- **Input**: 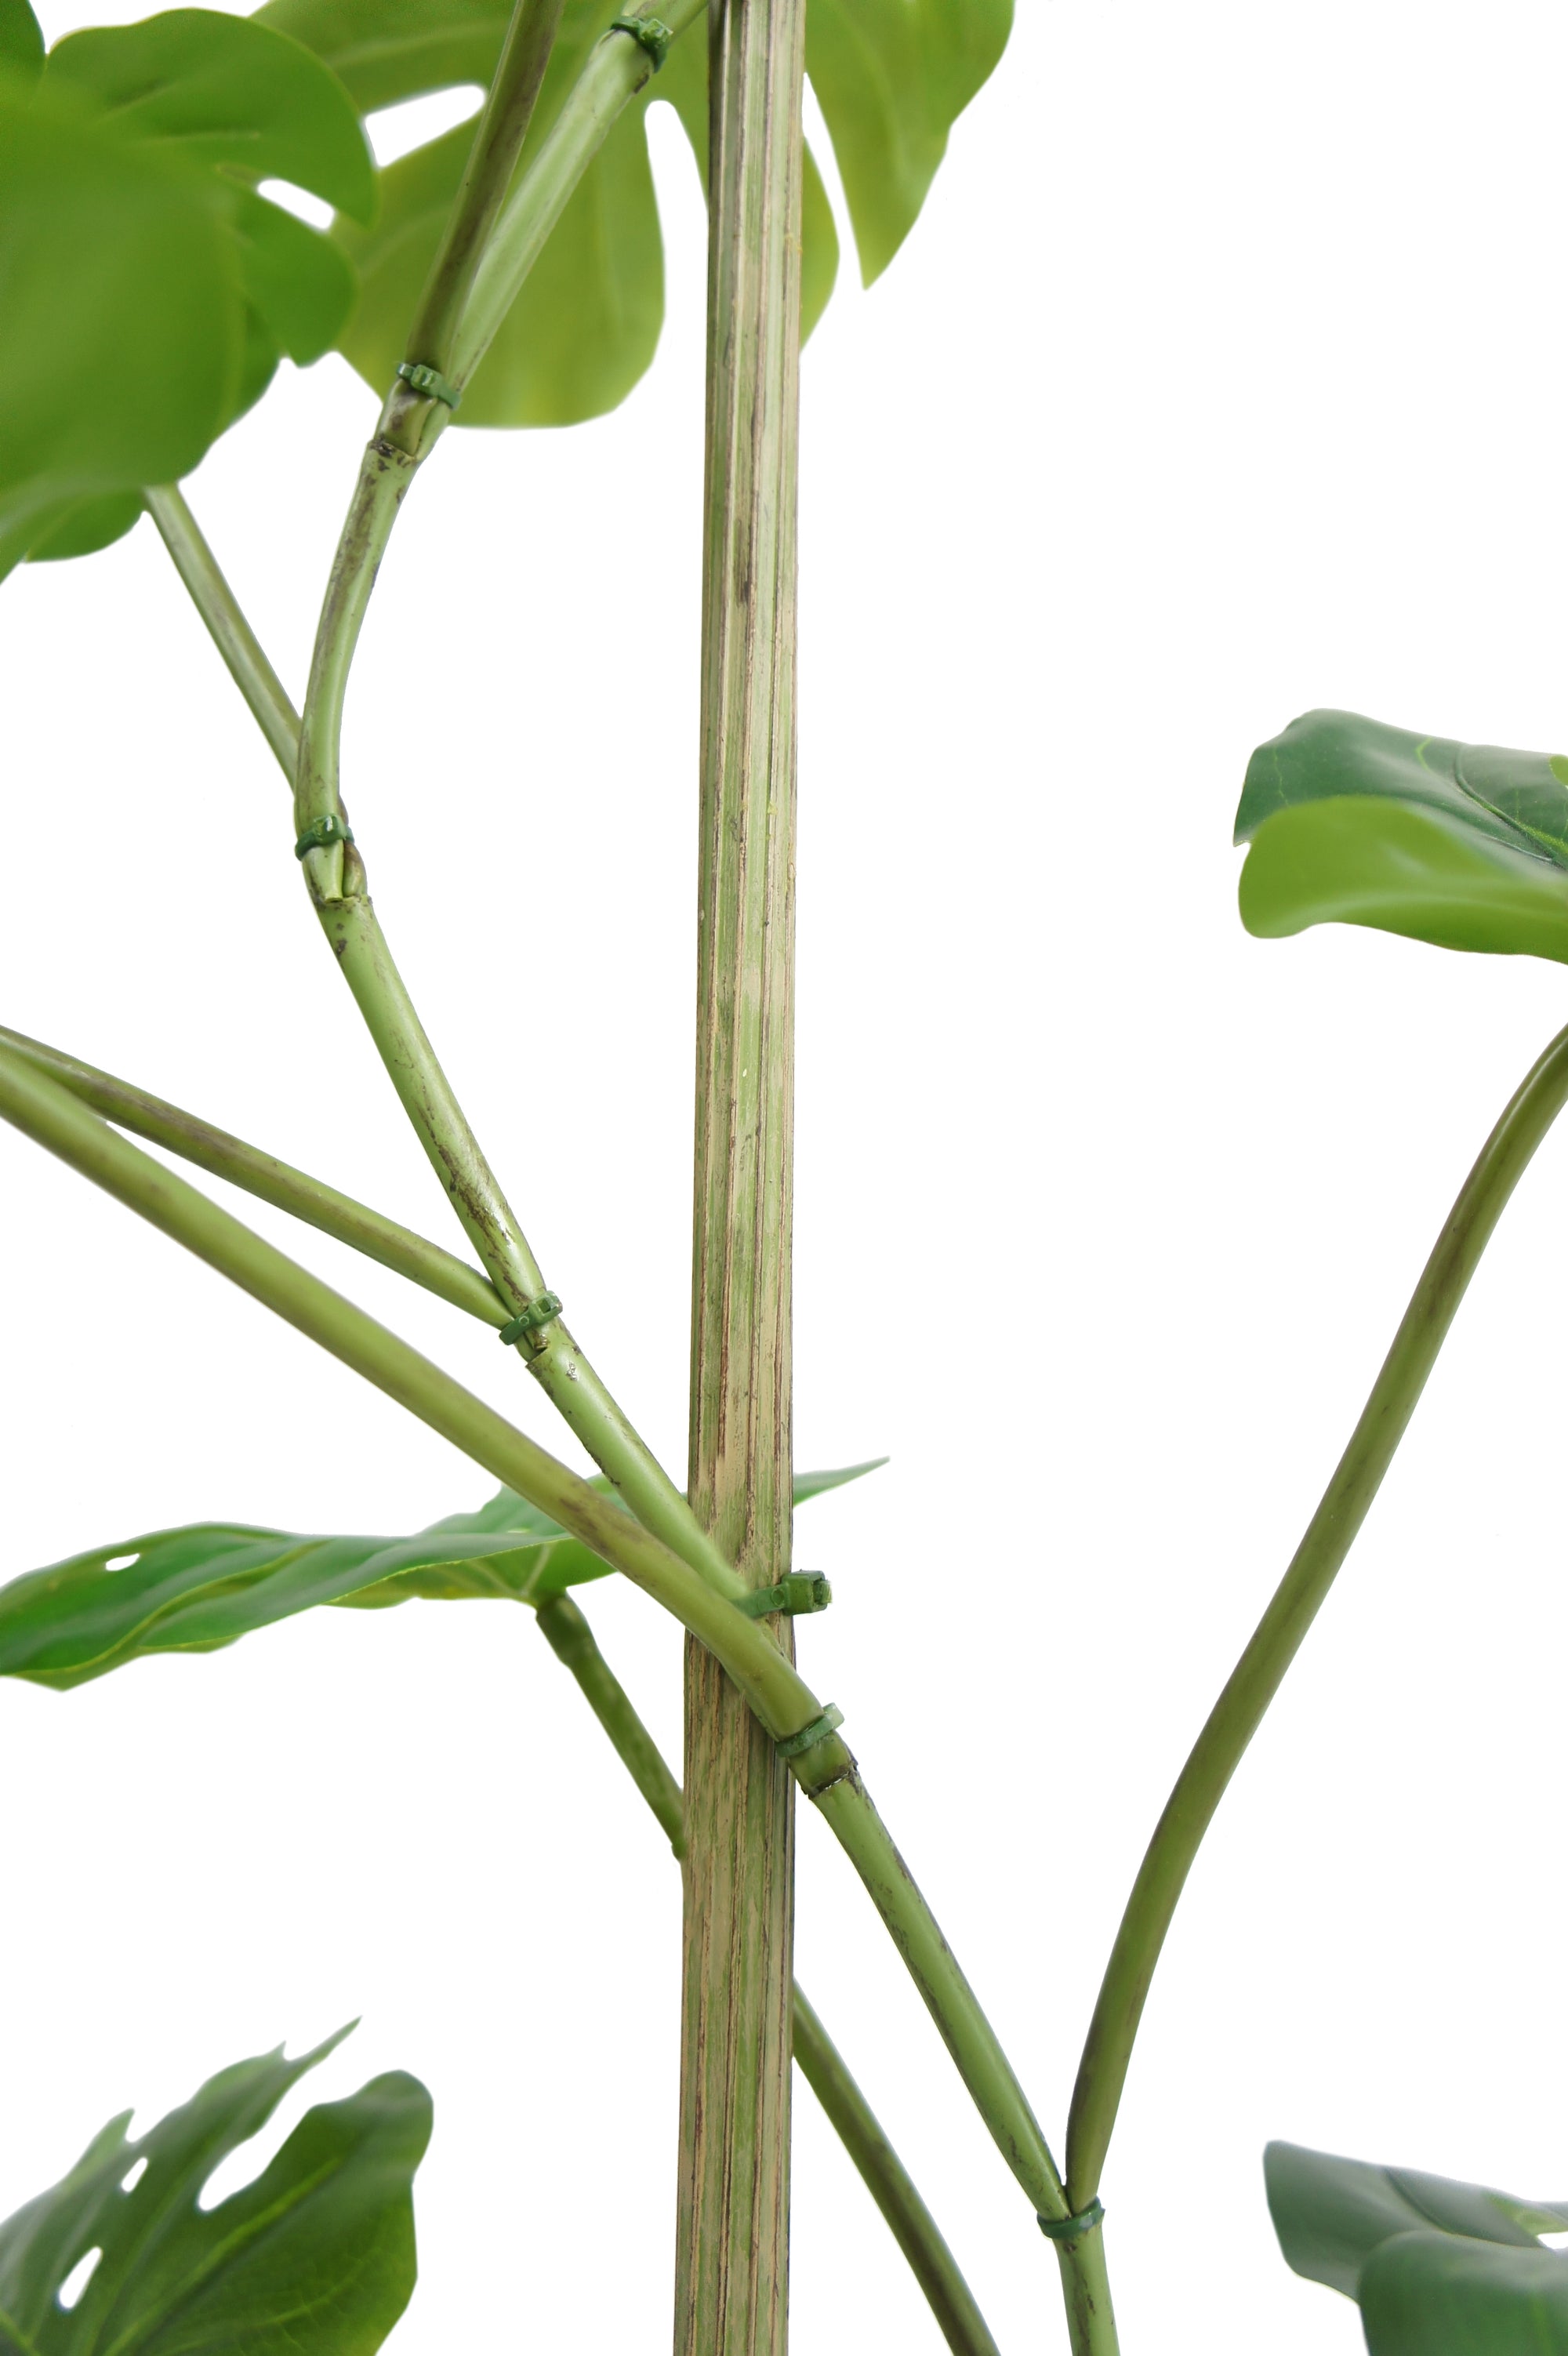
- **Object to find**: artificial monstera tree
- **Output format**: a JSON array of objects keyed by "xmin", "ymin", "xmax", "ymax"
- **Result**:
[{"xmin": 0, "ymin": 1, "xmax": 1037, "ymax": 2352}]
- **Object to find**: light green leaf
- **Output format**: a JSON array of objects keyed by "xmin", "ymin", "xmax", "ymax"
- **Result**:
[
  {"xmin": 0, "ymin": 0, "xmax": 42, "ymax": 82},
  {"xmin": 229, "ymin": 180, "xmax": 358, "ymax": 361},
  {"xmin": 1235, "ymin": 710, "xmax": 1568, "ymax": 964},
  {"xmin": 805, "ymin": 0, "xmax": 1013, "ymax": 283},
  {"xmin": 1267, "ymin": 2141, "xmax": 1568, "ymax": 2354},
  {"xmin": 0, "ymin": 85, "xmax": 244, "ymax": 584},
  {"xmin": 262, "ymin": 0, "xmax": 989, "ymax": 423},
  {"xmin": 44, "ymin": 9, "xmax": 376, "ymax": 221},
  {"xmin": 0, "ymin": 1460, "xmax": 885, "ymax": 1686},
  {"xmin": 0, "ymin": 2027, "xmax": 428, "ymax": 2356}
]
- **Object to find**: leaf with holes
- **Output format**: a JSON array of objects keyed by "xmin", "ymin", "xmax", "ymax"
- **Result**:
[
  {"xmin": 0, "ymin": 2026, "xmax": 430, "ymax": 2356},
  {"xmin": 0, "ymin": 1461, "xmax": 884, "ymax": 1686},
  {"xmin": 1266, "ymin": 2140, "xmax": 1568, "ymax": 2354},
  {"xmin": 259, "ymin": 0, "xmax": 1007, "ymax": 424},
  {"xmin": 5, "ymin": 8, "xmax": 373, "ymax": 579},
  {"xmin": 1235, "ymin": 709, "xmax": 1568, "ymax": 964}
]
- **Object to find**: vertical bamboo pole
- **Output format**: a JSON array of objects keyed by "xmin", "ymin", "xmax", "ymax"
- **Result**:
[{"xmin": 677, "ymin": 0, "xmax": 805, "ymax": 2348}]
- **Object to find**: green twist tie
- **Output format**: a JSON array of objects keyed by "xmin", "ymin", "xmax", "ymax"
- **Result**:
[
  {"xmin": 608, "ymin": 12, "xmax": 672, "ymax": 69},
  {"xmin": 294, "ymin": 813, "xmax": 354, "ymax": 860},
  {"xmin": 736, "ymin": 1573, "xmax": 833, "ymax": 1620},
  {"xmin": 775, "ymin": 1703, "xmax": 844, "ymax": 1761},
  {"xmin": 397, "ymin": 360, "xmax": 462, "ymax": 410},
  {"xmin": 1037, "ymin": 2198, "xmax": 1105, "ymax": 2244},
  {"xmin": 498, "ymin": 1291, "xmax": 562, "ymax": 1345}
]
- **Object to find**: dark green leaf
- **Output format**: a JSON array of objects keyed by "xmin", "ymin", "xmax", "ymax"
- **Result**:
[
  {"xmin": 43, "ymin": 9, "xmax": 376, "ymax": 221},
  {"xmin": 806, "ymin": 0, "xmax": 1013, "ymax": 284},
  {"xmin": 1235, "ymin": 710, "xmax": 1568, "ymax": 965},
  {"xmin": 1266, "ymin": 2140, "xmax": 1568, "ymax": 2354},
  {"xmin": 0, "ymin": 1459, "xmax": 885, "ymax": 1686},
  {"xmin": 0, "ymin": 0, "xmax": 42, "ymax": 82},
  {"xmin": 0, "ymin": 87, "xmax": 244, "ymax": 586},
  {"xmin": 0, "ymin": 2027, "xmax": 429, "ymax": 2356},
  {"xmin": 253, "ymin": 0, "xmax": 506, "ymax": 111}
]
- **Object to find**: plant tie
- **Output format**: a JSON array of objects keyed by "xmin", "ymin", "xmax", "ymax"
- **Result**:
[
  {"xmin": 1036, "ymin": 2198, "xmax": 1105, "ymax": 2244},
  {"xmin": 294, "ymin": 813, "xmax": 354, "ymax": 859},
  {"xmin": 608, "ymin": 13, "xmax": 672, "ymax": 70},
  {"xmin": 735, "ymin": 1572, "xmax": 832, "ymax": 1619},
  {"xmin": 775, "ymin": 1703, "xmax": 844, "ymax": 1760},
  {"xmin": 397, "ymin": 361, "xmax": 462, "ymax": 410},
  {"xmin": 498, "ymin": 1291, "xmax": 562, "ymax": 1345}
]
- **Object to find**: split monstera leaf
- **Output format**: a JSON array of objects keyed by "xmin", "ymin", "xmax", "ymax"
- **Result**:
[
  {"xmin": 0, "ymin": 1460, "xmax": 883, "ymax": 1689},
  {"xmin": 0, "ymin": 2027, "xmax": 429, "ymax": 2356},
  {"xmin": 0, "ymin": 0, "xmax": 374, "ymax": 579},
  {"xmin": 257, "ymin": 0, "xmax": 1014, "ymax": 426},
  {"xmin": 1266, "ymin": 2140, "xmax": 1568, "ymax": 2354},
  {"xmin": 2, "ymin": 0, "xmax": 1010, "ymax": 580},
  {"xmin": 1236, "ymin": 709, "xmax": 1568, "ymax": 964}
]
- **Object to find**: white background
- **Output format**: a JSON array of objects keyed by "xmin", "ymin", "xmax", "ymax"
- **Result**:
[{"xmin": 4, "ymin": 3, "xmax": 1568, "ymax": 2350}]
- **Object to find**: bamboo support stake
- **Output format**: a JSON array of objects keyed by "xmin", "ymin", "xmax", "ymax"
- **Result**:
[{"xmin": 678, "ymin": 0, "xmax": 807, "ymax": 2347}]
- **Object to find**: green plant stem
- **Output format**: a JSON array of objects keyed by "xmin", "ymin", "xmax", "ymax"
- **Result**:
[
  {"xmin": 535, "ymin": 1592, "xmax": 687, "ymax": 1855},
  {"xmin": 788, "ymin": 1991, "xmax": 1004, "ymax": 2356},
  {"xmin": 146, "ymin": 486, "xmax": 750, "ymax": 1609},
  {"xmin": 1053, "ymin": 2220, "xmax": 1119, "ymax": 2356},
  {"xmin": 145, "ymin": 485, "xmax": 297, "ymax": 775},
  {"xmin": 452, "ymin": 0, "xmax": 707, "ymax": 393},
  {"xmin": 534, "ymin": 1595, "xmax": 1002, "ymax": 2356},
  {"xmin": 0, "ymin": 1040, "xmax": 1074, "ymax": 2255},
  {"xmin": 398, "ymin": 0, "xmax": 565, "ymax": 396},
  {"xmin": 1065, "ymin": 1019, "xmax": 1568, "ymax": 2210},
  {"xmin": 0, "ymin": 1024, "xmax": 505, "ymax": 1327}
]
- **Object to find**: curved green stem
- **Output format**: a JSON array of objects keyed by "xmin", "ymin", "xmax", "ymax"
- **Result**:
[
  {"xmin": 145, "ymin": 485, "xmax": 297, "ymax": 775},
  {"xmin": 0, "ymin": 1024, "xmax": 505, "ymax": 1327},
  {"xmin": 1065, "ymin": 1019, "xmax": 1568, "ymax": 2208},
  {"xmin": 0, "ymin": 1040, "xmax": 1072, "ymax": 2248},
  {"xmin": 145, "ymin": 488, "xmax": 750, "ymax": 1607},
  {"xmin": 535, "ymin": 1593, "xmax": 1005, "ymax": 2356},
  {"xmin": 397, "ymin": 0, "xmax": 565, "ymax": 407}
]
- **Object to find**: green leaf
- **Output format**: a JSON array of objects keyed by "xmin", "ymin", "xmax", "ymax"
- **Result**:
[
  {"xmin": 43, "ymin": 9, "xmax": 376, "ymax": 222},
  {"xmin": 229, "ymin": 180, "xmax": 358, "ymax": 362},
  {"xmin": 0, "ymin": 1459, "xmax": 885, "ymax": 1686},
  {"xmin": 262, "ymin": 0, "xmax": 991, "ymax": 423},
  {"xmin": 1266, "ymin": 2140, "xmax": 1568, "ymax": 2354},
  {"xmin": 0, "ymin": 0, "xmax": 42, "ymax": 82},
  {"xmin": 1235, "ymin": 710, "xmax": 1568, "ymax": 965},
  {"xmin": 805, "ymin": 0, "xmax": 1013, "ymax": 284},
  {"xmin": 23, "ymin": 493, "xmax": 147, "ymax": 567},
  {"xmin": 0, "ymin": 2027, "xmax": 429, "ymax": 2356},
  {"xmin": 0, "ymin": 85, "xmax": 245, "ymax": 585}
]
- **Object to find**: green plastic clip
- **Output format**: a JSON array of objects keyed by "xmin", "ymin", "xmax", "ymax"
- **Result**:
[
  {"xmin": 607, "ymin": 12, "xmax": 672, "ymax": 69},
  {"xmin": 1036, "ymin": 2198, "xmax": 1105, "ymax": 2244},
  {"xmin": 294, "ymin": 813, "xmax": 354, "ymax": 860},
  {"xmin": 775, "ymin": 1704, "xmax": 844, "ymax": 1761},
  {"xmin": 397, "ymin": 361, "xmax": 462, "ymax": 410},
  {"xmin": 735, "ymin": 1572, "xmax": 833, "ymax": 1619},
  {"xmin": 498, "ymin": 1291, "xmax": 562, "ymax": 1345}
]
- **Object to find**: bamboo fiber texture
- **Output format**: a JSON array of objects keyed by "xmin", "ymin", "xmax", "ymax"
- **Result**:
[{"xmin": 677, "ymin": 1, "xmax": 806, "ymax": 2350}]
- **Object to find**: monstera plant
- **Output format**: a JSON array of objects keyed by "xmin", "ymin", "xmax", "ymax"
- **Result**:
[{"xmin": 5, "ymin": 0, "xmax": 1564, "ymax": 2350}]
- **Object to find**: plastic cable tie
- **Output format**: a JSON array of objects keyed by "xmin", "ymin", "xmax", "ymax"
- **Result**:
[
  {"xmin": 294, "ymin": 813, "xmax": 354, "ymax": 860},
  {"xmin": 736, "ymin": 1572, "xmax": 833, "ymax": 1619},
  {"xmin": 608, "ymin": 12, "xmax": 672, "ymax": 69},
  {"xmin": 775, "ymin": 1704, "xmax": 844, "ymax": 1761},
  {"xmin": 397, "ymin": 361, "xmax": 462, "ymax": 410},
  {"xmin": 498, "ymin": 1291, "xmax": 562, "ymax": 1345},
  {"xmin": 1036, "ymin": 2198, "xmax": 1105, "ymax": 2244}
]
